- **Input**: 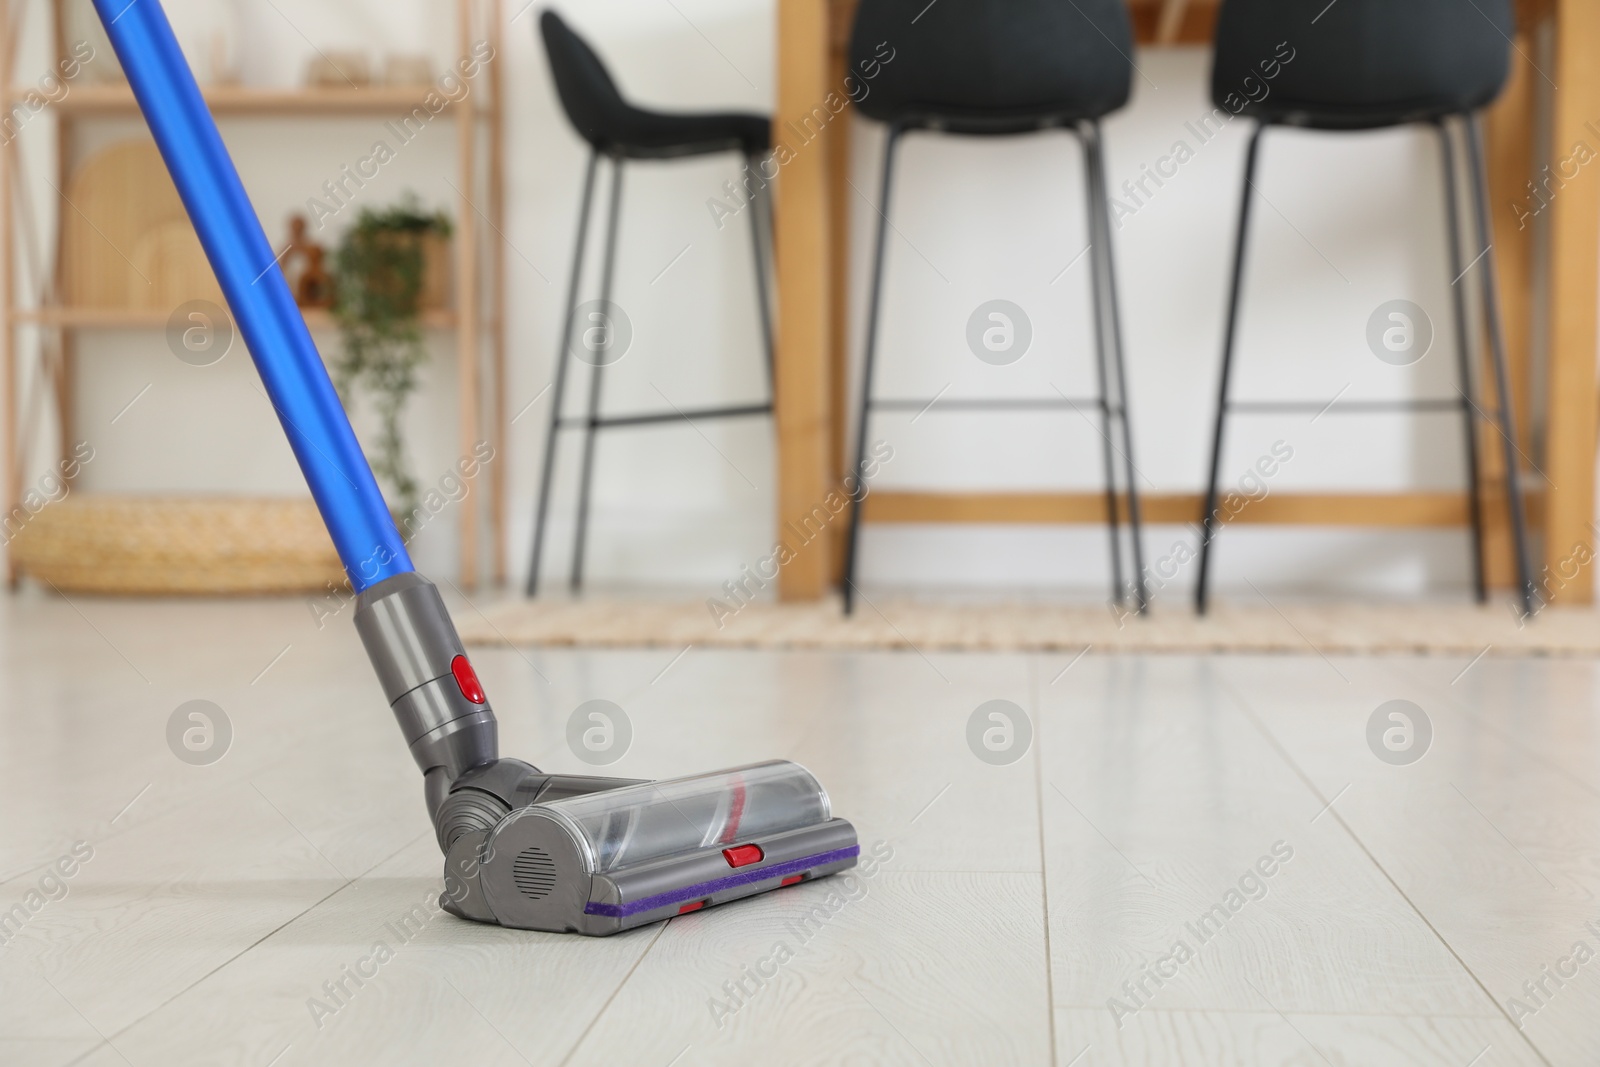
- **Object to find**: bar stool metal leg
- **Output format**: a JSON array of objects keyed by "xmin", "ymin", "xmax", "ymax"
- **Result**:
[
  {"xmin": 527, "ymin": 150, "xmax": 600, "ymax": 596},
  {"xmin": 570, "ymin": 157, "xmax": 626, "ymax": 592},
  {"xmin": 1085, "ymin": 120, "xmax": 1148, "ymax": 612},
  {"xmin": 746, "ymin": 152, "xmax": 777, "ymax": 394},
  {"xmin": 1464, "ymin": 114, "xmax": 1536, "ymax": 616},
  {"xmin": 1436, "ymin": 119, "xmax": 1489, "ymax": 603},
  {"xmin": 1196, "ymin": 123, "xmax": 1268, "ymax": 615},
  {"xmin": 842, "ymin": 125, "xmax": 905, "ymax": 616},
  {"xmin": 1077, "ymin": 124, "xmax": 1126, "ymax": 609}
]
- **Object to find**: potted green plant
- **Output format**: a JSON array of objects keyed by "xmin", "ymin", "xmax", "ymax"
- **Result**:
[{"xmin": 330, "ymin": 197, "xmax": 452, "ymax": 516}]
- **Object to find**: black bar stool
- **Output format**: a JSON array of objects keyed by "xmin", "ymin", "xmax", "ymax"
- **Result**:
[
  {"xmin": 841, "ymin": 0, "xmax": 1148, "ymax": 614},
  {"xmin": 527, "ymin": 10, "xmax": 775, "ymax": 595},
  {"xmin": 1195, "ymin": 0, "xmax": 1535, "ymax": 616}
]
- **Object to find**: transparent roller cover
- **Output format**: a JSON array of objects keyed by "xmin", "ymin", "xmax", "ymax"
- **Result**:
[{"xmin": 540, "ymin": 760, "xmax": 832, "ymax": 873}]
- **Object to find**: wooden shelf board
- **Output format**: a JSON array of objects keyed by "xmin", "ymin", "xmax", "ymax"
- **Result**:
[
  {"xmin": 10, "ymin": 307, "xmax": 457, "ymax": 330},
  {"xmin": 6, "ymin": 83, "xmax": 471, "ymax": 117}
]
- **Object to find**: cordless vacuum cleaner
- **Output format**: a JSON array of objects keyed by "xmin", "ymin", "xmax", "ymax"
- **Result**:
[{"xmin": 93, "ymin": 0, "xmax": 858, "ymax": 934}]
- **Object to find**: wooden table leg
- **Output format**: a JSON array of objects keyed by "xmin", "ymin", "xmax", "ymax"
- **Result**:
[
  {"xmin": 455, "ymin": 0, "xmax": 480, "ymax": 590},
  {"xmin": 825, "ymin": 7, "xmax": 854, "ymax": 586},
  {"xmin": 1544, "ymin": 0, "xmax": 1600, "ymax": 603},
  {"xmin": 1482, "ymin": 29, "xmax": 1538, "ymax": 591},
  {"xmin": 488, "ymin": 0, "xmax": 508, "ymax": 587},
  {"xmin": 773, "ymin": 0, "xmax": 840, "ymax": 600},
  {"xmin": 0, "ymin": 0, "xmax": 15, "ymax": 587},
  {"xmin": 1155, "ymin": 0, "xmax": 1191, "ymax": 44}
]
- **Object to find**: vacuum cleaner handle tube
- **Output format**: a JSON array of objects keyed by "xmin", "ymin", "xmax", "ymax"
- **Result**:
[{"xmin": 92, "ymin": 0, "xmax": 501, "ymax": 825}]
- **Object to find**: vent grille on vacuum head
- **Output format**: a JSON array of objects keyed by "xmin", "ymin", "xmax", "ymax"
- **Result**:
[{"xmin": 513, "ymin": 846, "xmax": 558, "ymax": 899}]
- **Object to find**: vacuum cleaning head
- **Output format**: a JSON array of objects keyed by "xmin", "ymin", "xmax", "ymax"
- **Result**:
[
  {"xmin": 354, "ymin": 573, "xmax": 858, "ymax": 935},
  {"xmin": 439, "ymin": 761, "xmax": 859, "ymax": 934}
]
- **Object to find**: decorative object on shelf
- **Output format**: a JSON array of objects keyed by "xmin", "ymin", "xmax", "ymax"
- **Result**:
[
  {"xmin": 208, "ymin": 30, "xmax": 241, "ymax": 87},
  {"xmin": 297, "ymin": 246, "xmax": 335, "ymax": 309},
  {"xmin": 383, "ymin": 53, "xmax": 434, "ymax": 88},
  {"xmin": 280, "ymin": 214, "xmax": 311, "ymax": 298},
  {"xmin": 136, "ymin": 221, "xmax": 221, "ymax": 307},
  {"xmin": 280, "ymin": 215, "xmax": 334, "ymax": 308},
  {"xmin": 68, "ymin": 0, "xmax": 242, "ymax": 85},
  {"xmin": 306, "ymin": 51, "xmax": 371, "ymax": 89},
  {"xmin": 174, "ymin": 0, "xmax": 242, "ymax": 85},
  {"xmin": 64, "ymin": 140, "xmax": 222, "ymax": 310},
  {"xmin": 10, "ymin": 496, "xmax": 343, "ymax": 594},
  {"xmin": 65, "ymin": 0, "xmax": 123, "ymax": 83},
  {"xmin": 331, "ymin": 197, "xmax": 454, "ymax": 515}
]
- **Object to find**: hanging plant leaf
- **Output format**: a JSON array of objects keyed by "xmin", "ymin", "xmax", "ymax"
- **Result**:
[{"xmin": 330, "ymin": 195, "xmax": 453, "ymax": 518}]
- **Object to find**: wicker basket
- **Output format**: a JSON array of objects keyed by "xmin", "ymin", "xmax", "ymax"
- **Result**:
[{"xmin": 11, "ymin": 495, "xmax": 345, "ymax": 595}]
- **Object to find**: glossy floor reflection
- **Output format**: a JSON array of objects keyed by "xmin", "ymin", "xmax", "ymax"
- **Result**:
[{"xmin": 0, "ymin": 593, "xmax": 1595, "ymax": 1066}]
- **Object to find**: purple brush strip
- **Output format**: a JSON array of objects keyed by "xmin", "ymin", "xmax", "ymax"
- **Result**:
[{"xmin": 584, "ymin": 845, "xmax": 861, "ymax": 918}]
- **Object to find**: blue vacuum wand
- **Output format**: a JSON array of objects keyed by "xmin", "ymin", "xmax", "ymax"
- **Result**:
[{"xmin": 92, "ymin": 0, "xmax": 856, "ymax": 933}]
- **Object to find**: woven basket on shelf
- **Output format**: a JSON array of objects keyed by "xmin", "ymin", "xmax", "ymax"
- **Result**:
[{"xmin": 11, "ymin": 495, "xmax": 345, "ymax": 595}]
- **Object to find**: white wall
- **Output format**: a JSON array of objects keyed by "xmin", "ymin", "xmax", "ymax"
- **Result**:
[{"xmin": 9, "ymin": 0, "xmax": 1546, "ymax": 604}]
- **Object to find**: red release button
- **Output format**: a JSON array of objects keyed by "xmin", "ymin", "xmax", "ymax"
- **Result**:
[
  {"xmin": 451, "ymin": 655, "xmax": 486, "ymax": 704},
  {"xmin": 722, "ymin": 844, "xmax": 764, "ymax": 868}
]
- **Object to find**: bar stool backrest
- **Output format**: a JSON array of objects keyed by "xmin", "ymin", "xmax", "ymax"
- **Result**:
[
  {"xmin": 541, "ymin": 10, "xmax": 629, "ymax": 150},
  {"xmin": 1211, "ymin": 0, "xmax": 1514, "ymax": 129},
  {"xmin": 847, "ymin": 0, "xmax": 1134, "ymax": 132}
]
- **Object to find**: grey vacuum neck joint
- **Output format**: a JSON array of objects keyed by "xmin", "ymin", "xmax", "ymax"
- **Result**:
[{"xmin": 353, "ymin": 572, "xmax": 500, "ymax": 832}]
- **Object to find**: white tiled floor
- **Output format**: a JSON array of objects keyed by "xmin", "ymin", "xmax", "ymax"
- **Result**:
[{"xmin": 1, "ymin": 591, "xmax": 1596, "ymax": 1066}]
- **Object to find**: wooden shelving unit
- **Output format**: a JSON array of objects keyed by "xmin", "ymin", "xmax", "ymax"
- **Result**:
[{"xmin": 0, "ymin": 0, "xmax": 509, "ymax": 588}]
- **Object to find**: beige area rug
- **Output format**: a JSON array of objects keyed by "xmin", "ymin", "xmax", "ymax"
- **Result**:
[{"xmin": 456, "ymin": 595, "xmax": 1600, "ymax": 656}]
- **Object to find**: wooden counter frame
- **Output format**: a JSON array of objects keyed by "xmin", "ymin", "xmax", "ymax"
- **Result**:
[{"xmin": 772, "ymin": 0, "xmax": 1600, "ymax": 604}]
